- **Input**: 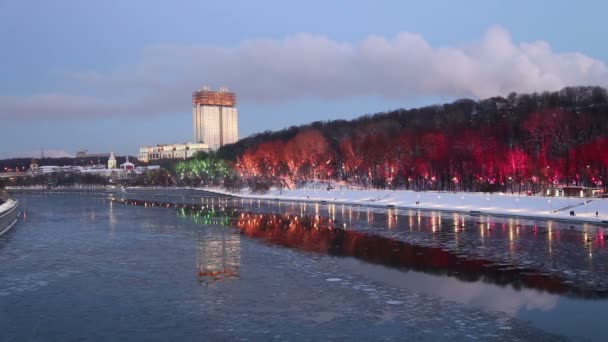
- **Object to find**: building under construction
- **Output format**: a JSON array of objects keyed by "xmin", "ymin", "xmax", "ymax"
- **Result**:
[
  {"xmin": 192, "ymin": 88, "xmax": 236, "ymax": 107},
  {"xmin": 192, "ymin": 87, "xmax": 239, "ymax": 150}
]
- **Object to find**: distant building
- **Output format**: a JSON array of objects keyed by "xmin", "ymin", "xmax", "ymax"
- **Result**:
[
  {"xmin": 138, "ymin": 142, "xmax": 210, "ymax": 163},
  {"xmin": 76, "ymin": 150, "xmax": 111, "ymax": 158},
  {"xmin": 11, "ymin": 156, "xmax": 157, "ymax": 181},
  {"xmin": 39, "ymin": 166, "xmax": 61, "ymax": 174},
  {"xmin": 120, "ymin": 157, "xmax": 135, "ymax": 171},
  {"xmin": 135, "ymin": 165, "xmax": 160, "ymax": 173},
  {"xmin": 29, "ymin": 159, "xmax": 39, "ymax": 174},
  {"xmin": 192, "ymin": 87, "xmax": 238, "ymax": 150},
  {"xmin": 108, "ymin": 152, "xmax": 117, "ymax": 169}
]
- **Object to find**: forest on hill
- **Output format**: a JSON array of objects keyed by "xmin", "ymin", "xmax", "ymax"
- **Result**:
[{"xmin": 217, "ymin": 86, "xmax": 608, "ymax": 193}]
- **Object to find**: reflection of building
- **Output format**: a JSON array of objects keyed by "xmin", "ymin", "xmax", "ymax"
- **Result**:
[
  {"xmin": 137, "ymin": 142, "xmax": 210, "ymax": 163},
  {"xmin": 198, "ymin": 228, "xmax": 240, "ymax": 283},
  {"xmin": 192, "ymin": 87, "xmax": 238, "ymax": 150}
]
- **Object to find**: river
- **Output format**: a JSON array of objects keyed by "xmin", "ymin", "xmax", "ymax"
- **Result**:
[{"xmin": 1, "ymin": 189, "xmax": 607, "ymax": 341}]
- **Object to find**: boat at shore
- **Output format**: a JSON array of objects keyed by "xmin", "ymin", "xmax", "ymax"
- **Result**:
[{"xmin": 0, "ymin": 192, "xmax": 19, "ymax": 236}]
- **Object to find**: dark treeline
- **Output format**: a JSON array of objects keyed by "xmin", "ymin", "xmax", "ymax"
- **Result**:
[
  {"xmin": 3, "ymin": 173, "xmax": 109, "ymax": 187},
  {"xmin": 0, "ymin": 156, "xmax": 139, "ymax": 172},
  {"xmin": 1, "ymin": 169, "xmax": 177, "ymax": 188},
  {"xmin": 218, "ymin": 86, "xmax": 608, "ymax": 193}
]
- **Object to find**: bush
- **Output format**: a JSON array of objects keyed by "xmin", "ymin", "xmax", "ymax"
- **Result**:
[
  {"xmin": 223, "ymin": 174, "xmax": 244, "ymax": 193},
  {"xmin": 247, "ymin": 176, "xmax": 273, "ymax": 194}
]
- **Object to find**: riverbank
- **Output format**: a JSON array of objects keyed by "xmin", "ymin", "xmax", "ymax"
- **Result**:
[
  {"xmin": 202, "ymin": 186, "xmax": 608, "ymax": 225},
  {"xmin": 7, "ymin": 184, "xmax": 608, "ymax": 225}
]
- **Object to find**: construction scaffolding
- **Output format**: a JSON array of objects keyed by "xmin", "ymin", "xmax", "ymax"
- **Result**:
[{"xmin": 192, "ymin": 88, "xmax": 236, "ymax": 107}]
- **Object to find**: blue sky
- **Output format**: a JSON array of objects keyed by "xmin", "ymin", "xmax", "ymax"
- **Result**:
[{"xmin": 1, "ymin": 0, "xmax": 607, "ymax": 156}]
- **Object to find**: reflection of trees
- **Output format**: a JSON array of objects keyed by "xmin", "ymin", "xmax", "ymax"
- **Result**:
[
  {"xmin": 111, "ymin": 197, "xmax": 608, "ymax": 299},
  {"xmin": 237, "ymin": 212, "xmax": 608, "ymax": 299}
]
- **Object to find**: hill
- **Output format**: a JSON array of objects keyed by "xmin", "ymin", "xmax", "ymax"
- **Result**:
[{"xmin": 217, "ymin": 86, "xmax": 608, "ymax": 192}]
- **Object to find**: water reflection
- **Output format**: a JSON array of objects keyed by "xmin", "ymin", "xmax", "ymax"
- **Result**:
[
  {"xmin": 197, "ymin": 228, "xmax": 240, "ymax": 284},
  {"xmin": 110, "ymin": 197, "xmax": 241, "ymax": 284},
  {"xmin": 108, "ymin": 199, "xmax": 117, "ymax": 234},
  {"xmin": 112, "ymin": 197, "xmax": 608, "ymax": 299},
  {"xmin": 235, "ymin": 211, "xmax": 604, "ymax": 298},
  {"xmin": 261, "ymin": 200, "xmax": 608, "ymax": 293},
  {"xmin": 336, "ymin": 257, "xmax": 560, "ymax": 316}
]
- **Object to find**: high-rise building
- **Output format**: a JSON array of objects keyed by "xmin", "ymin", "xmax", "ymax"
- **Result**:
[{"xmin": 192, "ymin": 87, "xmax": 239, "ymax": 150}]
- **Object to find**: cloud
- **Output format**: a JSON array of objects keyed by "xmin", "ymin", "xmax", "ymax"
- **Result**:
[{"xmin": 1, "ymin": 26, "xmax": 607, "ymax": 120}]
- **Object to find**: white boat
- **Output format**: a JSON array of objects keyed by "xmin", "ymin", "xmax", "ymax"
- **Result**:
[{"xmin": 0, "ymin": 196, "xmax": 19, "ymax": 237}]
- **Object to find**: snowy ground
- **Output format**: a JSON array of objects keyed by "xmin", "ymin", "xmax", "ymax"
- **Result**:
[
  {"xmin": 203, "ymin": 185, "xmax": 608, "ymax": 224},
  {"xmin": 0, "ymin": 198, "xmax": 17, "ymax": 213}
]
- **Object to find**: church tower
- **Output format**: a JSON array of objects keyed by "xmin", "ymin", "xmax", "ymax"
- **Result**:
[
  {"xmin": 108, "ymin": 152, "xmax": 117, "ymax": 169},
  {"xmin": 29, "ymin": 159, "xmax": 39, "ymax": 174}
]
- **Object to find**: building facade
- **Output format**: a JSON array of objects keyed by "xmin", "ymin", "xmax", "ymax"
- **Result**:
[
  {"xmin": 138, "ymin": 142, "xmax": 210, "ymax": 163},
  {"xmin": 192, "ymin": 87, "xmax": 239, "ymax": 150}
]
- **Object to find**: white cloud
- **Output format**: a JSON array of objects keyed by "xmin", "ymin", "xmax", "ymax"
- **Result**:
[{"xmin": 1, "ymin": 26, "xmax": 607, "ymax": 120}]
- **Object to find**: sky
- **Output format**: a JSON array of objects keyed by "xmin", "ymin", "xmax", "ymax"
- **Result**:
[{"xmin": 1, "ymin": 0, "xmax": 608, "ymax": 157}]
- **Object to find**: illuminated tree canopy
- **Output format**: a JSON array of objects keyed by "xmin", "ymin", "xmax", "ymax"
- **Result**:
[{"xmin": 218, "ymin": 86, "xmax": 608, "ymax": 193}]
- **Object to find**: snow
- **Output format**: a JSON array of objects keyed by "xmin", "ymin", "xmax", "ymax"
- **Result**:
[
  {"xmin": 203, "ymin": 186, "xmax": 608, "ymax": 224},
  {"xmin": 0, "ymin": 199, "xmax": 17, "ymax": 213}
]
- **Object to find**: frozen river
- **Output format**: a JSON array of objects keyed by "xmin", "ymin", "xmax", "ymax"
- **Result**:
[{"xmin": 1, "ymin": 189, "xmax": 607, "ymax": 341}]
